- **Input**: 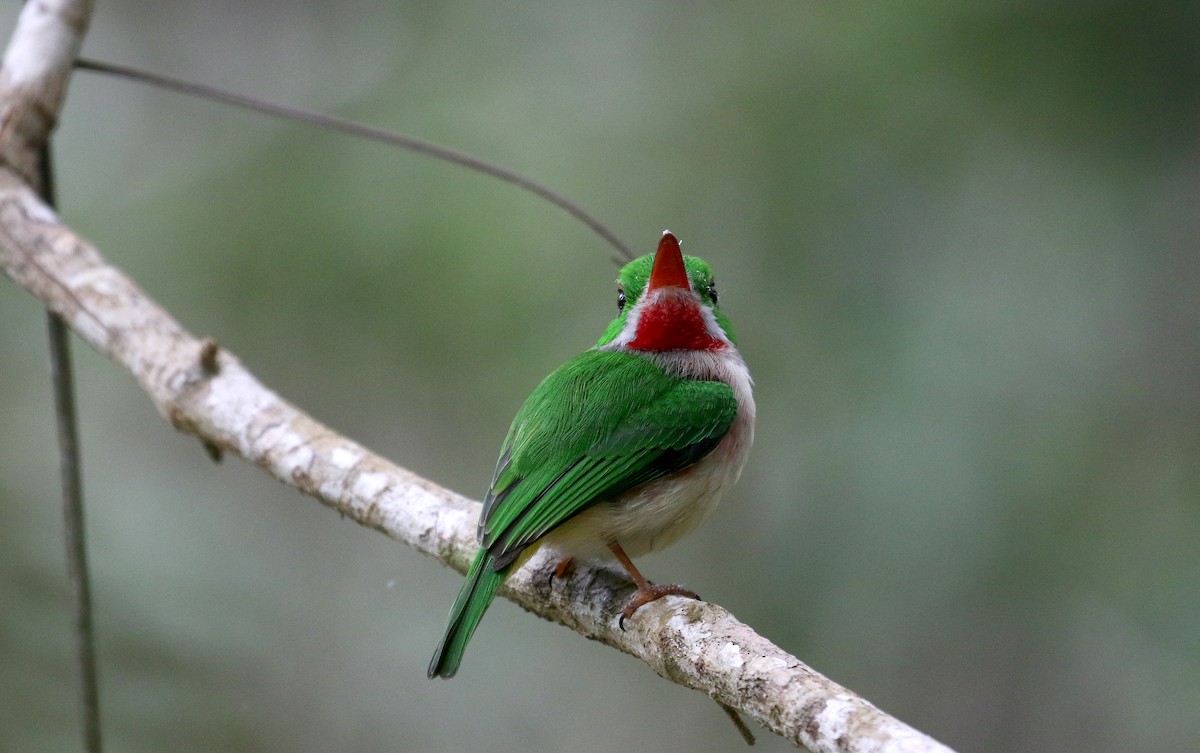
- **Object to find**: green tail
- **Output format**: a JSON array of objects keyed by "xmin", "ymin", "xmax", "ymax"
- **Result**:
[{"xmin": 427, "ymin": 549, "xmax": 508, "ymax": 679}]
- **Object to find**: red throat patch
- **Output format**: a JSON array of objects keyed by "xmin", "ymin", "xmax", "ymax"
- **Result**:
[{"xmin": 628, "ymin": 291, "xmax": 726, "ymax": 351}]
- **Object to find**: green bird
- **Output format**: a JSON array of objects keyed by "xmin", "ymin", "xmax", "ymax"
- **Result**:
[{"xmin": 428, "ymin": 231, "xmax": 755, "ymax": 678}]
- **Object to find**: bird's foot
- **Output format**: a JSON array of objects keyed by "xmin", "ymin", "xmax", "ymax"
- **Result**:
[
  {"xmin": 549, "ymin": 556, "xmax": 575, "ymax": 586},
  {"xmin": 619, "ymin": 583, "xmax": 700, "ymax": 630}
]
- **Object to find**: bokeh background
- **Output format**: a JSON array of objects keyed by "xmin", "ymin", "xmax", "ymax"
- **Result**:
[{"xmin": 2, "ymin": 2, "xmax": 1197, "ymax": 751}]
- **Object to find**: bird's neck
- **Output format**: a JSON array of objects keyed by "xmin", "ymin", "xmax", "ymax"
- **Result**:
[
  {"xmin": 604, "ymin": 288, "xmax": 734, "ymax": 354},
  {"xmin": 625, "ymin": 290, "xmax": 728, "ymax": 352}
]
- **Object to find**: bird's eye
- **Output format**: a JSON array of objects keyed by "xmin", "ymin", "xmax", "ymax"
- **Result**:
[
  {"xmin": 617, "ymin": 288, "xmax": 627, "ymax": 312},
  {"xmin": 707, "ymin": 281, "xmax": 718, "ymax": 305}
]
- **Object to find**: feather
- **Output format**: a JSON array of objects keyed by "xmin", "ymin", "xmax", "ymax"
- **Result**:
[{"xmin": 427, "ymin": 549, "xmax": 508, "ymax": 679}]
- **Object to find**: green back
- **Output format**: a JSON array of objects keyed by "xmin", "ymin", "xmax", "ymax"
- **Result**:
[{"xmin": 479, "ymin": 349, "xmax": 736, "ymax": 568}]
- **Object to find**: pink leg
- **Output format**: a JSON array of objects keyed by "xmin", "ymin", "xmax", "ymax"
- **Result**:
[{"xmin": 607, "ymin": 541, "xmax": 699, "ymax": 628}]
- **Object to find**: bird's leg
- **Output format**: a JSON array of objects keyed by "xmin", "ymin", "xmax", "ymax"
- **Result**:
[
  {"xmin": 606, "ymin": 541, "xmax": 699, "ymax": 629},
  {"xmin": 549, "ymin": 556, "xmax": 575, "ymax": 586}
]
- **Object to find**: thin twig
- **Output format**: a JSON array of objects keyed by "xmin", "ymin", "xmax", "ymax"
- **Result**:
[
  {"xmin": 74, "ymin": 58, "xmax": 635, "ymax": 263},
  {"xmin": 44, "ymin": 136, "xmax": 103, "ymax": 753},
  {"xmin": 48, "ymin": 311, "xmax": 103, "ymax": 753}
]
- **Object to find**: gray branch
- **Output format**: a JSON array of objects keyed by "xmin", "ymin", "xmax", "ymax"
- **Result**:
[{"xmin": 0, "ymin": 3, "xmax": 956, "ymax": 751}]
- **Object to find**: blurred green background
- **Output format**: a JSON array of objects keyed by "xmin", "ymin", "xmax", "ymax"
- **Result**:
[{"xmin": 2, "ymin": 2, "xmax": 1197, "ymax": 751}]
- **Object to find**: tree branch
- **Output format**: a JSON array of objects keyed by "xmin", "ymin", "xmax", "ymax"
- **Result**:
[
  {"xmin": 0, "ymin": 149, "xmax": 957, "ymax": 753},
  {"xmin": 2, "ymin": 3, "xmax": 101, "ymax": 752},
  {"xmin": 0, "ymin": 4, "xmax": 956, "ymax": 751}
]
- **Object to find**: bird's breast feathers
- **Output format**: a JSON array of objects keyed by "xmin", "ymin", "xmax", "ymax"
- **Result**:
[{"xmin": 545, "ymin": 346, "xmax": 756, "ymax": 558}]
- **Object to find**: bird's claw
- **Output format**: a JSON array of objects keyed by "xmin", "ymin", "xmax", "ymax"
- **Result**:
[{"xmin": 618, "ymin": 583, "xmax": 700, "ymax": 630}]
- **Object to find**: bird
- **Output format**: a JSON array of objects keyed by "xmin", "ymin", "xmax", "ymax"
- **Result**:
[{"xmin": 428, "ymin": 230, "xmax": 755, "ymax": 679}]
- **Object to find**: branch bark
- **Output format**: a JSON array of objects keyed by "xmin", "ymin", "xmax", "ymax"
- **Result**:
[
  {"xmin": 2, "ymin": 3, "xmax": 100, "ymax": 752},
  {"xmin": 0, "ymin": 5, "xmax": 956, "ymax": 752}
]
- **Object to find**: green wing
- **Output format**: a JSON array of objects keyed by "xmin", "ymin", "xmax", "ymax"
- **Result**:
[{"xmin": 478, "ymin": 350, "xmax": 736, "ymax": 569}]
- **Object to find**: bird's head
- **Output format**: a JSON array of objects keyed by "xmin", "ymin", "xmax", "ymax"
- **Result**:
[{"xmin": 597, "ymin": 231, "xmax": 737, "ymax": 352}]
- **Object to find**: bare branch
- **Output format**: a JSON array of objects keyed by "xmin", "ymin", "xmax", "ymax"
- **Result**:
[
  {"xmin": 0, "ymin": 3, "xmax": 956, "ymax": 749},
  {"xmin": 0, "ymin": 169, "xmax": 956, "ymax": 753},
  {"xmin": 0, "ymin": 2, "xmax": 101, "ymax": 751},
  {"xmin": 0, "ymin": 0, "xmax": 91, "ymax": 189}
]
